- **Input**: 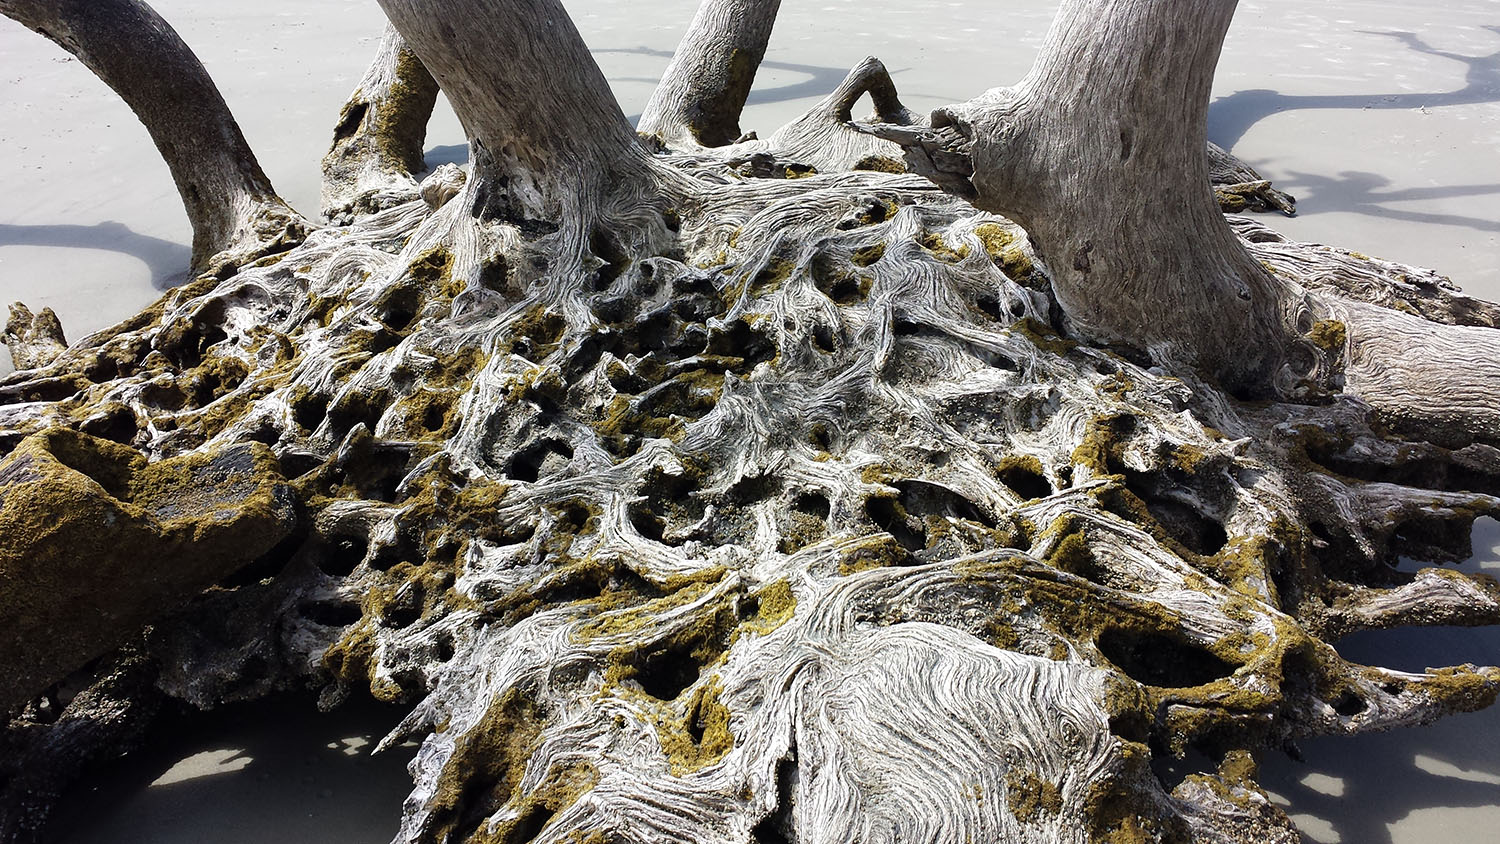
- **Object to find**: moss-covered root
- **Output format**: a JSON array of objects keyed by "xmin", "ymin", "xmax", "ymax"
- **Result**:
[{"xmin": 0, "ymin": 428, "xmax": 297, "ymax": 713}]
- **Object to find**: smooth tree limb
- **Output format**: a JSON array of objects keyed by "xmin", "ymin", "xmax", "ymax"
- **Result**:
[
  {"xmin": 321, "ymin": 24, "xmax": 442, "ymax": 223},
  {"xmin": 0, "ymin": 0, "xmax": 309, "ymax": 274}
]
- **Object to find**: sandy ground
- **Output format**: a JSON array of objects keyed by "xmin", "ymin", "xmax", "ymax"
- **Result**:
[{"xmin": 1, "ymin": 1, "xmax": 1497, "ymax": 841}]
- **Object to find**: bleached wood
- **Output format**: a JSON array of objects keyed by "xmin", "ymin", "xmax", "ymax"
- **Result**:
[{"xmin": 321, "ymin": 25, "xmax": 441, "ymax": 223}]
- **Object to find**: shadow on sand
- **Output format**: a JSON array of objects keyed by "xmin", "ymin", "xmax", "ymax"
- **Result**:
[
  {"xmin": 1207, "ymin": 28, "xmax": 1500, "ymax": 234},
  {"xmin": 1256, "ymin": 518, "xmax": 1500, "ymax": 844},
  {"xmin": 593, "ymin": 45, "xmax": 879, "ymax": 127},
  {"xmin": 0, "ymin": 221, "xmax": 191, "ymax": 292},
  {"xmin": 51, "ymin": 693, "xmax": 418, "ymax": 844},
  {"xmin": 1209, "ymin": 27, "xmax": 1500, "ymax": 150}
]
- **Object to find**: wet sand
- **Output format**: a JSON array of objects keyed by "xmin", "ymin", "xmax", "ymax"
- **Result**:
[{"xmin": 2, "ymin": 1, "xmax": 1497, "ymax": 841}]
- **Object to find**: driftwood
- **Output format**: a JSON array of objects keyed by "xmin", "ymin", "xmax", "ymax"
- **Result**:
[{"xmin": 2, "ymin": 0, "xmax": 1499, "ymax": 842}]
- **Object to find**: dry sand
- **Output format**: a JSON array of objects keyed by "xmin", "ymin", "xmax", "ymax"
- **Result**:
[{"xmin": 1, "ymin": 1, "xmax": 1496, "ymax": 841}]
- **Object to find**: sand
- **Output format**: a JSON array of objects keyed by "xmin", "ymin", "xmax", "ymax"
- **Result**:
[{"xmin": 1, "ymin": 1, "xmax": 1496, "ymax": 841}]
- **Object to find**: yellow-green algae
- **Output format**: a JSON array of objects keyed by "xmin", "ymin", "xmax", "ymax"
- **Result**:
[
  {"xmin": 0, "ymin": 428, "xmax": 292, "ymax": 711},
  {"xmin": 1004, "ymin": 769, "xmax": 1063, "ymax": 824}
]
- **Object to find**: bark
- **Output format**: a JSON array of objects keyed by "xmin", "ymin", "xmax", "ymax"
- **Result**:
[
  {"xmin": 321, "ymin": 24, "xmax": 441, "ymax": 223},
  {"xmin": 877, "ymin": 0, "xmax": 1295, "ymax": 389},
  {"xmin": 639, "ymin": 0, "xmax": 783, "ymax": 148},
  {"xmin": 374, "ymin": 0, "xmax": 657, "ymax": 227},
  {"xmin": 2, "ymin": 2, "xmax": 1499, "ymax": 843},
  {"xmin": 0, "ymin": 0, "xmax": 309, "ymax": 274}
]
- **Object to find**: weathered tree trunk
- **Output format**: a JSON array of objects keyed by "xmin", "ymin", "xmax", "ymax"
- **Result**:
[
  {"xmin": 877, "ymin": 0, "xmax": 1500, "ymax": 438},
  {"xmin": 0, "ymin": 0, "xmax": 309, "ymax": 274},
  {"xmin": 320, "ymin": 24, "xmax": 441, "ymax": 223},
  {"xmin": 886, "ymin": 0, "xmax": 1295, "ymax": 389},
  {"xmin": 375, "ymin": 0, "xmax": 657, "ymax": 228},
  {"xmin": 639, "ymin": 0, "xmax": 782, "ymax": 148}
]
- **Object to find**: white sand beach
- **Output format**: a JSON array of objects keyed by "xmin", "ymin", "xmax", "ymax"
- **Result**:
[{"xmin": 2, "ymin": 1, "xmax": 1497, "ymax": 841}]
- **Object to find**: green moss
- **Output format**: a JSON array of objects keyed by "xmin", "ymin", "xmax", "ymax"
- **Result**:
[
  {"xmin": 656, "ymin": 677, "xmax": 736, "ymax": 775},
  {"xmin": 1204, "ymin": 519, "xmax": 1300, "ymax": 598},
  {"xmin": 323, "ymin": 619, "xmax": 383, "ymax": 698},
  {"xmin": 920, "ymin": 232, "xmax": 971, "ymax": 263},
  {"xmin": 503, "ymin": 305, "xmax": 567, "ymax": 360},
  {"xmin": 851, "ymin": 243, "xmax": 886, "ymax": 267},
  {"xmin": 1014, "ymin": 317, "xmax": 1077, "ymax": 356},
  {"xmin": 475, "ymin": 762, "xmax": 599, "ymax": 844},
  {"xmin": 1004, "ymin": 769, "xmax": 1062, "ymax": 824},
  {"xmin": 1214, "ymin": 190, "xmax": 1248, "ymax": 213},
  {"xmin": 1421, "ymin": 666, "xmax": 1500, "ymax": 712},
  {"xmin": 1044, "ymin": 521, "xmax": 1095, "ymax": 577},
  {"xmin": 779, "ymin": 505, "xmax": 829, "ymax": 554},
  {"xmin": 1083, "ymin": 740, "xmax": 1191, "ymax": 843},
  {"xmin": 853, "ymin": 156, "xmax": 907, "ymax": 174},
  {"xmin": 1070, "ymin": 414, "xmax": 1133, "ymax": 475},
  {"xmin": 972, "ymin": 222, "xmax": 1036, "ymax": 281},
  {"xmin": 750, "ymin": 257, "xmax": 795, "ymax": 297},
  {"xmin": 836, "ymin": 534, "xmax": 913, "ymax": 575},
  {"xmin": 1307, "ymin": 319, "xmax": 1348, "ymax": 356},
  {"xmin": 576, "ymin": 580, "xmax": 718, "ymax": 642},
  {"xmin": 589, "ymin": 369, "xmax": 723, "ymax": 456},
  {"xmin": 408, "ymin": 247, "xmax": 459, "ymax": 297},
  {"xmin": 423, "ymin": 688, "xmax": 548, "ymax": 843},
  {"xmin": 740, "ymin": 579, "xmax": 797, "ymax": 637},
  {"xmin": 376, "ymin": 50, "xmax": 441, "ymax": 175},
  {"xmin": 0, "ymin": 430, "xmax": 292, "ymax": 710}
]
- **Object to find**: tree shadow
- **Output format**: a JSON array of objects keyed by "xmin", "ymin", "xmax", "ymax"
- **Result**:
[
  {"xmin": 1209, "ymin": 26, "xmax": 1500, "ymax": 150},
  {"xmin": 49, "ymin": 693, "xmax": 418, "ymax": 844},
  {"xmin": 0, "ymin": 221, "xmax": 191, "ymax": 291},
  {"xmin": 1257, "ymin": 519, "xmax": 1500, "ymax": 843},
  {"xmin": 592, "ymin": 45, "xmax": 871, "ymax": 127},
  {"xmin": 1270, "ymin": 169, "xmax": 1500, "ymax": 233}
]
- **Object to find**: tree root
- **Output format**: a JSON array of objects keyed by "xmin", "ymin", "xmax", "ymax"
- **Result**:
[{"xmin": 2, "ymin": 145, "xmax": 1498, "ymax": 842}]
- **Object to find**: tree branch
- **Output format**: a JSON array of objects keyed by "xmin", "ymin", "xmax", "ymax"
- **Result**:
[{"xmin": 0, "ymin": 0, "xmax": 310, "ymax": 274}]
